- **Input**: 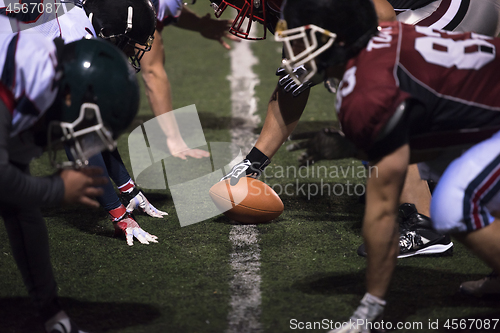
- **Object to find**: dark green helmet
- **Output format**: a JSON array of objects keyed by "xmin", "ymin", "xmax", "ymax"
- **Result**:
[{"xmin": 48, "ymin": 37, "xmax": 139, "ymax": 168}]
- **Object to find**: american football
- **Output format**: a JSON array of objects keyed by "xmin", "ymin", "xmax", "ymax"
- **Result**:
[{"xmin": 209, "ymin": 177, "xmax": 284, "ymax": 224}]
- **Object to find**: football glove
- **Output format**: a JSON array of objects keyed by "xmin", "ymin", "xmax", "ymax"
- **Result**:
[
  {"xmin": 286, "ymin": 128, "xmax": 357, "ymax": 167},
  {"xmin": 121, "ymin": 188, "xmax": 168, "ymax": 218},
  {"xmin": 113, "ymin": 213, "xmax": 158, "ymax": 246},
  {"xmin": 220, "ymin": 147, "xmax": 270, "ymax": 186},
  {"xmin": 327, "ymin": 293, "xmax": 385, "ymax": 333},
  {"xmin": 276, "ymin": 66, "xmax": 315, "ymax": 97},
  {"xmin": 324, "ymin": 77, "xmax": 340, "ymax": 94}
]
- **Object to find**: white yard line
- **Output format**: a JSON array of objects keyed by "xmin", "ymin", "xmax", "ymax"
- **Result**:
[{"xmin": 226, "ymin": 38, "xmax": 263, "ymax": 333}]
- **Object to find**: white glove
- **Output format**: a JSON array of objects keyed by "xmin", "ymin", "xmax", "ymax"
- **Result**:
[
  {"xmin": 328, "ymin": 293, "xmax": 385, "ymax": 333},
  {"xmin": 123, "ymin": 189, "xmax": 168, "ymax": 218},
  {"xmin": 114, "ymin": 214, "xmax": 158, "ymax": 246}
]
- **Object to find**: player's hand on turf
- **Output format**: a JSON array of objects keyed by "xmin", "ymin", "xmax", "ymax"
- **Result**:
[
  {"xmin": 124, "ymin": 189, "xmax": 168, "ymax": 218},
  {"xmin": 60, "ymin": 167, "xmax": 108, "ymax": 208},
  {"xmin": 276, "ymin": 66, "xmax": 315, "ymax": 97},
  {"xmin": 286, "ymin": 128, "xmax": 357, "ymax": 167},
  {"xmin": 166, "ymin": 136, "xmax": 210, "ymax": 160},
  {"xmin": 199, "ymin": 14, "xmax": 240, "ymax": 50},
  {"xmin": 113, "ymin": 213, "xmax": 158, "ymax": 246}
]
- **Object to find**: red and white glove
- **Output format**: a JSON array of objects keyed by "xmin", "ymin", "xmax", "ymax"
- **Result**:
[
  {"xmin": 121, "ymin": 188, "xmax": 168, "ymax": 218},
  {"xmin": 110, "ymin": 206, "xmax": 158, "ymax": 246}
]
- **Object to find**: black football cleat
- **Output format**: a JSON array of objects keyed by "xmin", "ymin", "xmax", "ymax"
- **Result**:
[{"xmin": 357, "ymin": 203, "xmax": 453, "ymax": 258}]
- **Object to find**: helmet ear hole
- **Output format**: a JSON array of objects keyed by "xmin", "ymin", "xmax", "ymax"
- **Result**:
[{"xmin": 63, "ymin": 85, "xmax": 71, "ymax": 107}]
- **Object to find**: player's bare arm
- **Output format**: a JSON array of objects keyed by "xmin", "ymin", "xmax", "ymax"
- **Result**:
[
  {"xmin": 373, "ymin": 0, "xmax": 397, "ymax": 22},
  {"xmin": 141, "ymin": 29, "xmax": 209, "ymax": 159}
]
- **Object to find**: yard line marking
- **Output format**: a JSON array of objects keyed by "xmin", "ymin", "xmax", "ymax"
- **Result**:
[{"xmin": 226, "ymin": 36, "xmax": 263, "ymax": 333}]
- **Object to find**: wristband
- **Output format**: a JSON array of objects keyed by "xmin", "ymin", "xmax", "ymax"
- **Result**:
[{"xmin": 245, "ymin": 147, "xmax": 271, "ymax": 175}]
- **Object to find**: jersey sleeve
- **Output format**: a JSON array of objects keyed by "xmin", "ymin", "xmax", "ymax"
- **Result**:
[
  {"xmin": 0, "ymin": 103, "xmax": 64, "ymax": 206},
  {"xmin": 336, "ymin": 65, "xmax": 410, "ymax": 157},
  {"xmin": 163, "ymin": 0, "xmax": 183, "ymax": 18},
  {"xmin": 56, "ymin": 5, "xmax": 95, "ymax": 43},
  {"xmin": 9, "ymin": 31, "xmax": 58, "ymax": 137},
  {"xmin": 336, "ymin": 23, "xmax": 411, "ymax": 158},
  {"xmin": 156, "ymin": 0, "xmax": 183, "ymax": 27}
]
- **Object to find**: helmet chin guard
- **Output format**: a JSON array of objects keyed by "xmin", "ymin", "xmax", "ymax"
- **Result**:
[
  {"xmin": 211, "ymin": 0, "xmax": 274, "ymax": 40},
  {"xmin": 97, "ymin": 28, "xmax": 154, "ymax": 72},
  {"xmin": 275, "ymin": 23, "xmax": 336, "ymax": 85},
  {"xmin": 48, "ymin": 103, "xmax": 116, "ymax": 169}
]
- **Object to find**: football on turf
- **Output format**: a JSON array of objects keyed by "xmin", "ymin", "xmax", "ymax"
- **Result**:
[{"xmin": 209, "ymin": 177, "xmax": 284, "ymax": 224}]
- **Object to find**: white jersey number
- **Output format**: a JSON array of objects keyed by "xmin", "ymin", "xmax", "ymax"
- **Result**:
[
  {"xmin": 336, "ymin": 66, "xmax": 357, "ymax": 113},
  {"xmin": 414, "ymin": 26, "xmax": 496, "ymax": 70}
]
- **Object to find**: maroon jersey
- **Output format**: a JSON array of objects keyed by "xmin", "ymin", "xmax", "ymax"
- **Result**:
[{"xmin": 336, "ymin": 21, "xmax": 500, "ymax": 159}]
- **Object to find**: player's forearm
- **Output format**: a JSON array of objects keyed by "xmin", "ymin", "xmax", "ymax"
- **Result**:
[
  {"xmin": 0, "ymin": 108, "xmax": 63, "ymax": 206},
  {"xmin": 255, "ymin": 86, "xmax": 309, "ymax": 158},
  {"xmin": 141, "ymin": 62, "xmax": 184, "ymax": 141},
  {"xmin": 0, "ymin": 162, "xmax": 64, "ymax": 206},
  {"xmin": 142, "ymin": 60, "xmax": 173, "ymax": 117}
]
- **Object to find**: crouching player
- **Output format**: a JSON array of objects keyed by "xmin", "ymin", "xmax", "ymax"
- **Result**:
[
  {"xmin": 275, "ymin": 0, "xmax": 500, "ymax": 331},
  {"xmin": 0, "ymin": 16, "xmax": 142, "ymax": 332}
]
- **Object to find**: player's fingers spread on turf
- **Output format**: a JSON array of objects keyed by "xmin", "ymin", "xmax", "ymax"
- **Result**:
[
  {"xmin": 150, "ymin": 206, "xmax": 168, "ymax": 217},
  {"xmin": 147, "ymin": 211, "xmax": 162, "ymax": 218},
  {"xmin": 144, "ymin": 232, "xmax": 158, "ymax": 242},
  {"xmin": 136, "ymin": 234, "xmax": 150, "ymax": 245},
  {"xmin": 145, "ymin": 234, "xmax": 158, "ymax": 243},
  {"xmin": 133, "ymin": 228, "xmax": 150, "ymax": 244},
  {"xmin": 172, "ymin": 152, "xmax": 188, "ymax": 160},
  {"xmin": 185, "ymin": 149, "xmax": 210, "ymax": 159},
  {"xmin": 125, "ymin": 228, "xmax": 134, "ymax": 246},
  {"xmin": 197, "ymin": 149, "xmax": 210, "ymax": 158},
  {"xmin": 148, "ymin": 210, "xmax": 163, "ymax": 218},
  {"xmin": 156, "ymin": 208, "xmax": 168, "ymax": 216}
]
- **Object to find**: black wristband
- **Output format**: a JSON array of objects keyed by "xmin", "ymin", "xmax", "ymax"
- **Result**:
[{"xmin": 245, "ymin": 147, "xmax": 271, "ymax": 174}]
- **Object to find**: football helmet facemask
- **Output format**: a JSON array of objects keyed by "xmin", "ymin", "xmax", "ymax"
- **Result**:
[
  {"xmin": 84, "ymin": 0, "xmax": 157, "ymax": 72},
  {"xmin": 210, "ymin": 0, "xmax": 282, "ymax": 40},
  {"xmin": 48, "ymin": 38, "xmax": 139, "ymax": 169},
  {"xmin": 276, "ymin": 0, "xmax": 379, "ymax": 85}
]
